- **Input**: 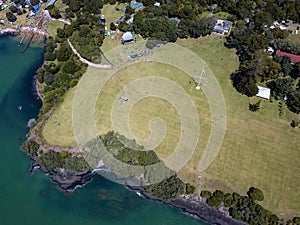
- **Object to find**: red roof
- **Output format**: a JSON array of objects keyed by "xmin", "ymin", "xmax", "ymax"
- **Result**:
[{"xmin": 276, "ymin": 50, "xmax": 300, "ymax": 63}]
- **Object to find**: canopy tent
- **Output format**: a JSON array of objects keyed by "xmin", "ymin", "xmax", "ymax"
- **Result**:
[{"xmin": 256, "ymin": 86, "xmax": 271, "ymax": 99}]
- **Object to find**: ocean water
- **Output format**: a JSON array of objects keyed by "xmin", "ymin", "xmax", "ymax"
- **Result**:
[{"xmin": 0, "ymin": 35, "xmax": 208, "ymax": 225}]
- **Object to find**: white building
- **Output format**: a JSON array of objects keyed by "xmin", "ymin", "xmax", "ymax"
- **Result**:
[{"xmin": 256, "ymin": 86, "xmax": 271, "ymax": 100}]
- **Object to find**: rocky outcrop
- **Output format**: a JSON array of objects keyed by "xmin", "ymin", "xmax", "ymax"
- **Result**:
[{"xmin": 29, "ymin": 158, "xmax": 94, "ymax": 192}]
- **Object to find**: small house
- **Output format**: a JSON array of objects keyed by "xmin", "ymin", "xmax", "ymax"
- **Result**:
[{"xmin": 213, "ymin": 19, "xmax": 232, "ymax": 35}]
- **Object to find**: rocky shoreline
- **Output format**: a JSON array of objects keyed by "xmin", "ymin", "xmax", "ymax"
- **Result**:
[
  {"xmin": 29, "ymin": 157, "xmax": 94, "ymax": 192},
  {"xmin": 127, "ymin": 185, "xmax": 247, "ymax": 225},
  {"xmin": 28, "ymin": 154, "xmax": 246, "ymax": 225}
]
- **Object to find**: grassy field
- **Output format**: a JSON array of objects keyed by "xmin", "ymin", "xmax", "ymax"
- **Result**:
[
  {"xmin": 42, "ymin": 36, "xmax": 300, "ymax": 218},
  {"xmin": 93, "ymin": 62, "xmax": 211, "ymax": 162},
  {"xmin": 285, "ymin": 33, "xmax": 300, "ymax": 45},
  {"xmin": 47, "ymin": 20, "xmax": 64, "ymax": 37},
  {"xmin": 100, "ymin": 3, "xmax": 125, "ymax": 53},
  {"xmin": 100, "ymin": 3, "xmax": 144, "ymax": 53},
  {"xmin": 177, "ymin": 37, "xmax": 300, "ymax": 218}
]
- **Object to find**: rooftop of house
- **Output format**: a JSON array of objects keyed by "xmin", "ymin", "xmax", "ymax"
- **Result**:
[{"xmin": 276, "ymin": 50, "xmax": 300, "ymax": 63}]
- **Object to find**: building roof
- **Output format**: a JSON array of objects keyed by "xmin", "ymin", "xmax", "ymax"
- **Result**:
[
  {"xmin": 130, "ymin": 1, "xmax": 143, "ymax": 10},
  {"xmin": 122, "ymin": 31, "xmax": 133, "ymax": 42},
  {"xmin": 276, "ymin": 50, "xmax": 300, "ymax": 63},
  {"xmin": 214, "ymin": 25, "xmax": 224, "ymax": 32},
  {"xmin": 256, "ymin": 86, "xmax": 271, "ymax": 99},
  {"xmin": 46, "ymin": 0, "xmax": 57, "ymax": 8}
]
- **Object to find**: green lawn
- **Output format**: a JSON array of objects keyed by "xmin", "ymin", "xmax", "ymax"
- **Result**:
[
  {"xmin": 42, "ymin": 36, "xmax": 300, "ymax": 218},
  {"xmin": 177, "ymin": 37, "xmax": 300, "ymax": 218},
  {"xmin": 93, "ymin": 62, "xmax": 211, "ymax": 162},
  {"xmin": 100, "ymin": 3, "xmax": 126, "ymax": 53},
  {"xmin": 47, "ymin": 20, "xmax": 64, "ymax": 37}
]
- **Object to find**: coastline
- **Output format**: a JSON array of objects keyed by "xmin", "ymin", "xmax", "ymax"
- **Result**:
[
  {"xmin": 127, "ymin": 185, "xmax": 247, "ymax": 225},
  {"xmin": 28, "ymin": 153, "xmax": 245, "ymax": 225},
  {"xmin": 0, "ymin": 28, "xmax": 20, "ymax": 35},
  {"xmin": 24, "ymin": 30, "xmax": 251, "ymax": 225},
  {"xmin": 35, "ymin": 78, "xmax": 44, "ymax": 102},
  {"xmin": 29, "ymin": 156, "xmax": 94, "ymax": 192}
]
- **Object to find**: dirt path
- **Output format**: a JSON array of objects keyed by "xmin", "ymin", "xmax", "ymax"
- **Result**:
[{"xmin": 67, "ymin": 39, "xmax": 112, "ymax": 69}]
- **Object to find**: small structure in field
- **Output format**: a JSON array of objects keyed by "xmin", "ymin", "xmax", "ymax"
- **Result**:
[
  {"xmin": 256, "ymin": 86, "xmax": 271, "ymax": 100},
  {"xmin": 121, "ymin": 31, "xmax": 134, "ymax": 44}
]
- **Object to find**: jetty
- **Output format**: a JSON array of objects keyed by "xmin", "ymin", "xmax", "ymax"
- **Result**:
[
  {"xmin": 22, "ymin": 15, "xmax": 45, "ymax": 53},
  {"xmin": 18, "ymin": 34, "xmax": 26, "ymax": 46}
]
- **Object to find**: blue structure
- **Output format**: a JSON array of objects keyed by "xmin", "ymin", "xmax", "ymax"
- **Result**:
[
  {"xmin": 130, "ymin": 1, "xmax": 143, "ymax": 10},
  {"xmin": 32, "ymin": 4, "xmax": 40, "ymax": 14}
]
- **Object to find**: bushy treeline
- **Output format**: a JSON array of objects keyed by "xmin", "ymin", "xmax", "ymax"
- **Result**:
[
  {"xmin": 38, "ymin": 151, "xmax": 91, "ymax": 171},
  {"xmin": 224, "ymin": 0, "xmax": 300, "ymax": 113},
  {"xmin": 132, "ymin": 1, "xmax": 217, "ymax": 42},
  {"xmin": 37, "ymin": 37, "xmax": 87, "ymax": 114},
  {"xmin": 144, "ymin": 175, "xmax": 195, "ymax": 200},
  {"xmin": 101, "ymin": 131, "xmax": 161, "ymax": 166},
  {"xmin": 201, "ymin": 187, "xmax": 300, "ymax": 225},
  {"xmin": 21, "ymin": 140, "xmax": 91, "ymax": 171},
  {"xmin": 21, "ymin": 140, "xmax": 39, "ymax": 158},
  {"xmin": 58, "ymin": 0, "xmax": 107, "ymax": 63}
]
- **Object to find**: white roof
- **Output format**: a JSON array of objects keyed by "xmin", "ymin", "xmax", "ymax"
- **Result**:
[
  {"xmin": 154, "ymin": 2, "xmax": 160, "ymax": 6},
  {"xmin": 122, "ymin": 31, "xmax": 133, "ymax": 41},
  {"xmin": 256, "ymin": 86, "xmax": 270, "ymax": 99}
]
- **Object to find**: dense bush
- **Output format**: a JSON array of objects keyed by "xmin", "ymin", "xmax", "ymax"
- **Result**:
[
  {"xmin": 144, "ymin": 175, "xmax": 185, "ymax": 200},
  {"xmin": 21, "ymin": 140, "xmax": 39, "ymax": 158}
]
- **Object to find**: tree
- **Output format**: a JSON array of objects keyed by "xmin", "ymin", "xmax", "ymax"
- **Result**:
[
  {"xmin": 55, "ymin": 42, "xmax": 72, "ymax": 62},
  {"xmin": 17, "ymin": 8, "xmax": 23, "ymax": 15},
  {"xmin": 125, "ymin": 5, "xmax": 135, "ymax": 15},
  {"xmin": 290, "ymin": 120, "xmax": 299, "ymax": 128},
  {"xmin": 185, "ymin": 183, "xmax": 195, "ymax": 194},
  {"xmin": 267, "ymin": 77, "xmax": 294, "ymax": 100},
  {"xmin": 6, "ymin": 12, "xmax": 17, "ymax": 22},
  {"xmin": 231, "ymin": 68, "xmax": 258, "ymax": 97},
  {"xmin": 65, "ymin": 7, "xmax": 75, "ymax": 19},
  {"xmin": 9, "ymin": 5, "xmax": 18, "ymax": 13},
  {"xmin": 46, "ymin": 38, "xmax": 57, "ymax": 52},
  {"xmin": 188, "ymin": 17, "xmax": 215, "ymax": 38},
  {"xmin": 247, "ymin": 187, "xmax": 264, "ymax": 201},
  {"xmin": 249, "ymin": 100, "xmax": 261, "ymax": 112},
  {"xmin": 110, "ymin": 22, "xmax": 116, "ymax": 31},
  {"xmin": 36, "ymin": 67, "xmax": 44, "ymax": 83},
  {"xmin": 274, "ymin": 55, "xmax": 293, "ymax": 76},
  {"xmin": 44, "ymin": 72, "xmax": 54, "ymax": 85},
  {"xmin": 44, "ymin": 52, "xmax": 56, "ymax": 61},
  {"xmin": 57, "ymin": 28, "xmax": 66, "ymax": 39},
  {"xmin": 30, "ymin": 0, "xmax": 40, "ymax": 6},
  {"xmin": 286, "ymin": 90, "xmax": 300, "ymax": 114},
  {"xmin": 200, "ymin": 190, "xmax": 211, "ymax": 198},
  {"xmin": 62, "ymin": 60, "xmax": 80, "ymax": 74},
  {"xmin": 223, "ymin": 193, "xmax": 233, "ymax": 207},
  {"xmin": 48, "ymin": 6, "xmax": 61, "ymax": 19}
]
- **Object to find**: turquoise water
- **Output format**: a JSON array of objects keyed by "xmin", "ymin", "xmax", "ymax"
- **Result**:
[{"xmin": 0, "ymin": 35, "xmax": 208, "ymax": 225}]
